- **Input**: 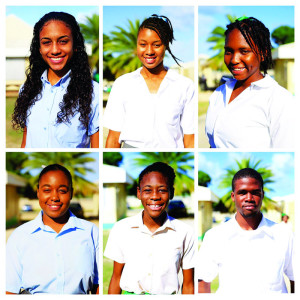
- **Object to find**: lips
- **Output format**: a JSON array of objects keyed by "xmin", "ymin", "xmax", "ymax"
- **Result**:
[
  {"xmin": 48, "ymin": 57, "xmax": 65, "ymax": 64},
  {"xmin": 144, "ymin": 57, "xmax": 156, "ymax": 64},
  {"xmin": 147, "ymin": 203, "xmax": 163, "ymax": 211},
  {"xmin": 243, "ymin": 204, "xmax": 256, "ymax": 210},
  {"xmin": 231, "ymin": 67, "xmax": 246, "ymax": 75},
  {"xmin": 47, "ymin": 203, "xmax": 62, "ymax": 211}
]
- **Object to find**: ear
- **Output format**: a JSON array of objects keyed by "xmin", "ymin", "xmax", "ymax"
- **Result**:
[
  {"xmin": 37, "ymin": 186, "xmax": 40, "ymax": 199},
  {"xmin": 137, "ymin": 187, "xmax": 141, "ymax": 200},
  {"xmin": 70, "ymin": 187, "xmax": 73, "ymax": 200},
  {"xmin": 170, "ymin": 187, "xmax": 174, "ymax": 200},
  {"xmin": 231, "ymin": 191, "xmax": 235, "ymax": 202}
]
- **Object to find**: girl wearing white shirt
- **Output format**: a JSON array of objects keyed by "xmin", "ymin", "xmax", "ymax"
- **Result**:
[
  {"xmin": 205, "ymin": 17, "xmax": 294, "ymax": 148},
  {"xmin": 104, "ymin": 15, "xmax": 195, "ymax": 148}
]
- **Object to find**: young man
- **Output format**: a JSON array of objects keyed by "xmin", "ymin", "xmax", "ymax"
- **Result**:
[{"xmin": 197, "ymin": 168, "xmax": 295, "ymax": 294}]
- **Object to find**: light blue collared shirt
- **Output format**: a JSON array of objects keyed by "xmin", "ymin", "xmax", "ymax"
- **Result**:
[
  {"xmin": 6, "ymin": 211, "xmax": 99, "ymax": 294},
  {"xmin": 25, "ymin": 70, "xmax": 99, "ymax": 148}
]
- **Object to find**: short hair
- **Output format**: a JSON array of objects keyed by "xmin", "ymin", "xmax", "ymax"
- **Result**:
[
  {"xmin": 138, "ymin": 162, "xmax": 175, "ymax": 190},
  {"xmin": 38, "ymin": 164, "xmax": 73, "ymax": 188},
  {"xmin": 225, "ymin": 17, "xmax": 273, "ymax": 74},
  {"xmin": 232, "ymin": 168, "xmax": 263, "ymax": 191},
  {"xmin": 139, "ymin": 14, "xmax": 181, "ymax": 66}
]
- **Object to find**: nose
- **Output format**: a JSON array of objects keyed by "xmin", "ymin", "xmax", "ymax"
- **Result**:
[
  {"xmin": 150, "ymin": 189, "xmax": 161, "ymax": 200},
  {"xmin": 245, "ymin": 192, "xmax": 254, "ymax": 201},
  {"xmin": 51, "ymin": 190, "xmax": 59, "ymax": 201},
  {"xmin": 51, "ymin": 42, "xmax": 61, "ymax": 55},
  {"xmin": 230, "ymin": 52, "xmax": 240, "ymax": 64},
  {"xmin": 145, "ymin": 44, "xmax": 154, "ymax": 55}
]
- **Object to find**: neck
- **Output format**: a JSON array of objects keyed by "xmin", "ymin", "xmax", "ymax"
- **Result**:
[
  {"xmin": 141, "ymin": 62, "xmax": 167, "ymax": 79},
  {"xmin": 47, "ymin": 68, "xmax": 69, "ymax": 86},
  {"xmin": 142, "ymin": 211, "xmax": 167, "ymax": 233},
  {"xmin": 235, "ymin": 72, "xmax": 264, "ymax": 90},
  {"xmin": 42, "ymin": 211, "xmax": 70, "ymax": 233},
  {"xmin": 235, "ymin": 212, "xmax": 262, "ymax": 230}
]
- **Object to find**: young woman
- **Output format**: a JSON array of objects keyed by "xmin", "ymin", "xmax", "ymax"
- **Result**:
[
  {"xmin": 6, "ymin": 164, "xmax": 99, "ymax": 294},
  {"xmin": 12, "ymin": 12, "xmax": 99, "ymax": 148},
  {"xmin": 104, "ymin": 15, "xmax": 195, "ymax": 148},
  {"xmin": 104, "ymin": 162, "xmax": 195, "ymax": 294},
  {"xmin": 205, "ymin": 17, "xmax": 295, "ymax": 148}
]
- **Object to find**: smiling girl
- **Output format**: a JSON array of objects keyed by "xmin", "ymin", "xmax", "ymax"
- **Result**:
[
  {"xmin": 6, "ymin": 164, "xmax": 99, "ymax": 294},
  {"xmin": 104, "ymin": 162, "xmax": 195, "ymax": 294},
  {"xmin": 205, "ymin": 17, "xmax": 295, "ymax": 148},
  {"xmin": 104, "ymin": 15, "xmax": 195, "ymax": 148},
  {"xmin": 12, "ymin": 12, "xmax": 99, "ymax": 148}
]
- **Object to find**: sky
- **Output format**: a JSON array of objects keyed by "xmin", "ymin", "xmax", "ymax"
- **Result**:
[
  {"xmin": 199, "ymin": 6, "xmax": 294, "ymax": 57},
  {"xmin": 103, "ymin": 6, "xmax": 194, "ymax": 67},
  {"xmin": 198, "ymin": 152, "xmax": 294, "ymax": 199},
  {"xmin": 6, "ymin": 6, "xmax": 98, "ymax": 26}
]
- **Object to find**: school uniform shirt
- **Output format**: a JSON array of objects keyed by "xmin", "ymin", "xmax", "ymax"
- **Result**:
[
  {"xmin": 104, "ymin": 211, "xmax": 195, "ymax": 294},
  {"xmin": 6, "ymin": 211, "xmax": 99, "ymax": 294},
  {"xmin": 25, "ymin": 70, "xmax": 99, "ymax": 148},
  {"xmin": 205, "ymin": 75, "xmax": 295, "ymax": 148},
  {"xmin": 104, "ymin": 68, "xmax": 195, "ymax": 148},
  {"xmin": 197, "ymin": 215, "xmax": 294, "ymax": 294}
]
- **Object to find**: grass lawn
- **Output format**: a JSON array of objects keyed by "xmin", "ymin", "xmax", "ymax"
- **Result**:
[
  {"xmin": 6, "ymin": 97, "xmax": 23, "ymax": 148},
  {"xmin": 103, "ymin": 229, "xmax": 113, "ymax": 294}
]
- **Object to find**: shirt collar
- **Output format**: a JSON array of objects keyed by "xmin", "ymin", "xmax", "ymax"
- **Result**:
[
  {"xmin": 129, "ymin": 210, "xmax": 176, "ymax": 234},
  {"xmin": 224, "ymin": 74, "xmax": 275, "ymax": 89},
  {"xmin": 134, "ymin": 67, "xmax": 178, "ymax": 82},
  {"xmin": 30, "ymin": 210, "xmax": 84, "ymax": 234},
  {"xmin": 41, "ymin": 69, "xmax": 71, "ymax": 88}
]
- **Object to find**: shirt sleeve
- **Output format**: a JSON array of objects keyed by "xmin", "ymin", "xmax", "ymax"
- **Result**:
[
  {"xmin": 180, "ymin": 79, "xmax": 195, "ymax": 134},
  {"xmin": 181, "ymin": 227, "xmax": 196, "ymax": 270},
  {"xmin": 6, "ymin": 230, "xmax": 23, "ymax": 293},
  {"xmin": 92, "ymin": 224, "xmax": 99, "ymax": 285},
  {"xmin": 104, "ymin": 222, "xmax": 125, "ymax": 264},
  {"xmin": 283, "ymin": 229, "xmax": 294, "ymax": 281},
  {"xmin": 103, "ymin": 78, "xmax": 125, "ymax": 132},
  {"xmin": 269, "ymin": 87, "xmax": 295, "ymax": 148},
  {"xmin": 196, "ymin": 230, "xmax": 219, "ymax": 283},
  {"xmin": 88, "ymin": 81, "xmax": 99, "ymax": 136}
]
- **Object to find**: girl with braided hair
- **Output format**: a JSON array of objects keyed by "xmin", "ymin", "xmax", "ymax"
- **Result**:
[
  {"xmin": 12, "ymin": 11, "xmax": 99, "ymax": 148},
  {"xmin": 104, "ymin": 14, "xmax": 195, "ymax": 148},
  {"xmin": 205, "ymin": 17, "xmax": 295, "ymax": 148}
]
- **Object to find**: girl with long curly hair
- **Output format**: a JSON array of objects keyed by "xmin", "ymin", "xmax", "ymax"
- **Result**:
[
  {"xmin": 104, "ymin": 14, "xmax": 195, "ymax": 148},
  {"xmin": 12, "ymin": 11, "xmax": 99, "ymax": 148}
]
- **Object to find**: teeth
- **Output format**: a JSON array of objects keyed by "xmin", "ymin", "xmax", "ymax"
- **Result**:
[{"xmin": 50, "ymin": 57, "xmax": 63, "ymax": 61}]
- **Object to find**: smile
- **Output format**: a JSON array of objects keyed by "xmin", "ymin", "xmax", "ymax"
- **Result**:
[
  {"xmin": 148, "ymin": 204, "xmax": 163, "ymax": 211},
  {"xmin": 48, "ymin": 57, "xmax": 65, "ymax": 64},
  {"xmin": 144, "ymin": 57, "xmax": 157, "ymax": 64},
  {"xmin": 231, "ymin": 67, "xmax": 246, "ymax": 74},
  {"xmin": 47, "ymin": 204, "xmax": 62, "ymax": 211}
]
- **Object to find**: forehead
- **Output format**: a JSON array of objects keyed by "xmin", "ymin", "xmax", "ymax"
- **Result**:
[
  {"xmin": 138, "ymin": 28, "xmax": 161, "ymax": 42},
  {"xmin": 40, "ymin": 20, "xmax": 72, "ymax": 37},
  {"xmin": 39, "ymin": 170, "xmax": 70, "ymax": 184},
  {"xmin": 140, "ymin": 171, "xmax": 168, "ymax": 186},
  {"xmin": 234, "ymin": 176, "xmax": 262, "ymax": 190},
  {"xmin": 225, "ymin": 28, "xmax": 251, "ymax": 48}
]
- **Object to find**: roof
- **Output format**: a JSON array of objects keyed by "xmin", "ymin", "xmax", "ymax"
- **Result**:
[
  {"xmin": 6, "ymin": 171, "xmax": 27, "ymax": 187},
  {"xmin": 197, "ymin": 186, "xmax": 219, "ymax": 203},
  {"xmin": 103, "ymin": 165, "xmax": 134, "ymax": 184},
  {"xmin": 272, "ymin": 42, "xmax": 295, "ymax": 60}
]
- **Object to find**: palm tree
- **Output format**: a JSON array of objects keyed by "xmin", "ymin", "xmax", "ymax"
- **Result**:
[
  {"xmin": 104, "ymin": 19, "xmax": 142, "ymax": 78},
  {"xmin": 218, "ymin": 157, "xmax": 277, "ymax": 212},
  {"xmin": 206, "ymin": 14, "xmax": 237, "ymax": 71},
  {"xmin": 133, "ymin": 152, "xmax": 194, "ymax": 196},
  {"xmin": 22, "ymin": 152, "xmax": 97, "ymax": 197},
  {"xmin": 80, "ymin": 14, "xmax": 99, "ymax": 73}
]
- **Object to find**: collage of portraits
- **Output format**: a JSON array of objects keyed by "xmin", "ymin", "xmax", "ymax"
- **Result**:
[{"xmin": 0, "ymin": 0, "xmax": 298, "ymax": 297}]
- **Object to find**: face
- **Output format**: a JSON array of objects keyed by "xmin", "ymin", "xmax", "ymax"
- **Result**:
[
  {"xmin": 37, "ymin": 170, "xmax": 72, "ymax": 223},
  {"xmin": 231, "ymin": 177, "xmax": 264, "ymax": 218},
  {"xmin": 39, "ymin": 20, "xmax": 74, "ymax": 77},
  {"xmin": 224, "ymin": 28, "xmax": 263, "ymax": 85},
  {"xmin": 137, "ymin": 28, "xmax": 166, "ymax": 70},
  {"xmin": 137, "ymin": 171, "xmax": 173, "ymax": 220}
]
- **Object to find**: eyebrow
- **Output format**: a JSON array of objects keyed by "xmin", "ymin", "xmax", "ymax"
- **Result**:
[
  {"xmin": 40, "ymin": 35, "xmax": 70, "ymax": 41},
  {"xmin": 41, "ymin": 184, "xmax": 69, "ymax": 188}
]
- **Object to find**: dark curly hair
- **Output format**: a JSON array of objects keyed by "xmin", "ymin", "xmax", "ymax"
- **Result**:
[
  {"xmin": 225, "ymin": 17, "xmax": 273, "ymax": 74},
  {"xmin": 232, "ymin": 168, "xmax": 264, "ymax": 191},
  {"xmin": 12, "ymin": 11, "xmax": 93, "ymax": 131},
  {"xmin": 139, "ymin": 14, "xmax": 181, "ymax": 66}
]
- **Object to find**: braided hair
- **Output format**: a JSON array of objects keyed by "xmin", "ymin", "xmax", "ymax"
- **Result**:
[
  {"xmin": 12, "ymin": 11, "xmax": 93, "ymax": 131},
  {"xmin": 139, "ymin": 14, "xmax": 181, "ymax": 66},
  {"xmin": 225, "ymin": 17, "xmax": 273, "ymax": 74}
]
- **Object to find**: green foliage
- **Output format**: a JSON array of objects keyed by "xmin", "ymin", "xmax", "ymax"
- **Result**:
[
  {"xmin": 103, "ymin": 152, "xmax": 123, "ymax": 166},
  {"xmin": 80, "ymin": 14, "xmax": 99, "ymax": 72},
  {"xmin": 206, "ymin": 14, "xmax": 237, "ymax": 71},
  {"xmin": 198, "ymin": 170, "xmax": 211, "ymax": 187},
  {"xmin": 133, "ymin": 152, "xmax": 194, "ymax": 196},
  {"xmin": 271, "ymin": 26, "xmax": 294, "ymax": 46},
  {"xmin": 104, "ymin": 19, "xmax": 142, "ymax": 78},
  {"xmin": 218, "ymin": 157, "xmax": 277, "ymax": 213}
]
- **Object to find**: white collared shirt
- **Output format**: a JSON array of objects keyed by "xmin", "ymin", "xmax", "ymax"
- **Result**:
[
  {"xmin": 205, "ymin": 75, "xmax": 295, "ymax": 148},
  {"xmin": 104, "ymin": 68, "xmax": 195, "ymax": 148},
  {"xmin": 197, "ymin": 215, "xmax": 294, "ymax": 294},
  {"xmin": 104, "ymin": 212, "xmax": 195, "ymax": 294}
]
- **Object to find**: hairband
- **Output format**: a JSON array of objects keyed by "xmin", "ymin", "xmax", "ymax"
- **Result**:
[{"xmin": 236, "ymin": 16, "xmax": 249, "ymax": 21}]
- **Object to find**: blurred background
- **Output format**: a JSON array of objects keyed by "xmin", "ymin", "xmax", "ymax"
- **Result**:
[
  {"xmin": 198, "ymin": 6, "xmax": 295, "ymax": 147},
  {"xmin": 6, "ymin": 152, "xmax": 99, "ymax": 239},
  {"xmin": 197, "ymin": 151, "xmax": 295, "ymax": 292},
  {"xmin": 102, "ymin": 151, "xmax": 195, "ymax": 294},
  {"xmin": 6, "ymin": 6, "xmax": 99, "ymax": 148},
  {"xmin": 103, "ymin": 6, "xmax": 194, "ymax": 145}
]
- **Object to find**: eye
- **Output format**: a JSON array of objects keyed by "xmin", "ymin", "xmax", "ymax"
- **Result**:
[
  {"xmin": 59, "ymin": 189, "xmax": 68, "ymax": 194},
  {"xmin": 43, "ymin": 189, "xmax": 51, "ymax": 193},
  {"xmin": 154, "ymin": 44, "xmax": 161, "ymax": 47},
  {"xmin": 59, "ymin": 39, "xmax": 68, "ymax": 45},
  {"xmin": 41, "ymin": 41, "xmax": 51, "ymax": 45},
  {"xmin": 241, "ymin": 49, "xmax": 251, "ymax": 54}
]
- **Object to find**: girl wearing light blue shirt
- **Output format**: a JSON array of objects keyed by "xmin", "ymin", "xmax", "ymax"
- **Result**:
[{"xmin": 12, "ymin": 12, "xmax": 99, "ymax": 148}]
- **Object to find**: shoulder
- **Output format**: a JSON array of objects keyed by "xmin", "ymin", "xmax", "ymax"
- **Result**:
[
  {"xmin": 113, "ymin": 69, "xmax": 141, "ymax": 86},
  {"xmin": 263, "ymin": 217, "xmax": 294, "ymax": 238},
  {"xmin": 168, "ymin": 216, "xmax": 194, "ymax": 238},
  {"xmin": 73, "ymin": 215, "xmax": 99, "ymax": 234},
  {"xmin": 203, "ymin": 219, "xmax": 233, "ymax": 241},
  {"xmin": 111, "ymin": 215, "xmax": 137, "ymax": 231},
  {"xmin": 167, "ymin": 69, "xmax": 194, "ymax": 87}
]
